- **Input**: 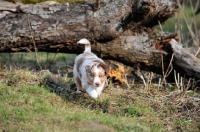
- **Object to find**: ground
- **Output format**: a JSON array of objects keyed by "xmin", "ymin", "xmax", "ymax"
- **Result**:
[{"xmin": 0, "ymin": 53, "xmax": 199, "ymax": 131}]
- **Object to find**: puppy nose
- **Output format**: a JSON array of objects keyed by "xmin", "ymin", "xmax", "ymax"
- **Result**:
[{"xmin": 95, "ymin": 82, "xmax": 100, "ymax": 86}]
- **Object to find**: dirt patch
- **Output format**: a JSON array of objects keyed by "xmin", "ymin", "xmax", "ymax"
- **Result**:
[{"xmin": 84, "ymin": 121, "xmax": 115, "ymax": 132}]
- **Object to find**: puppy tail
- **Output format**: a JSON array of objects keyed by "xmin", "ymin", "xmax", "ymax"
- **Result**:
[{"xmin": 77, "ymin": 38, "xmax": 91, "ymax": 53}]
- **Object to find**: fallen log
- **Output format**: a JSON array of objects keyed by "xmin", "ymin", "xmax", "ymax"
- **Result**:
[
  {"xmin": 169, "ymin": 39, "xmax": 200, "ymax": 79},
  {"xmin": 0, "ymin": 0, "xmax": 178, "ymax": 49}
]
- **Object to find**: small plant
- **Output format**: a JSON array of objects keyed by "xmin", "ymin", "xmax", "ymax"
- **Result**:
[{"xmin": 123, "ymin": 107, "xmax": 139, "ymax": 117}]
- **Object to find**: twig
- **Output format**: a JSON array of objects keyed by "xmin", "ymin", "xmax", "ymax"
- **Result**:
[
  {"xmin": 148, "ymin": 72, "xmax": 153, "ymax": 94},
  {"xmin": 180, "ymin": 76, "xmax": 183, "ymax": 91},
  {"xmin": 144, "ymin": 72, "xmax": 153, "ymax": 95},
  {"xmin": 140, "ymin": 75, "xmax": 146, "ymax": 87},
  {"xmin": 161, "ymin": 54, "xmax": 166, "ymax": 86},
  {"xmin": 174, "ymin": 70, "xmax": 185, "ymax": 91},
  {"xmin": 177, "ymin": 78, "xmax": 192, "ymax": 101},
  {"xmin": 195, "ymin": 47, "xmax": 200, "ymax": 56},
  {"xmin": 124, "ymin": 74, "xmax": 130, "ymax": 88},
  {"xmin": 46, "ymin": 19, "xmax": 60, "ymax": 68},
  {"xmin": 165, "ymin": 53, "xmax": 174, "ymax": 77},
  {"xmin": 27, "ymin": 13, "xmax": 42, "ymax": 70},
  {"xmin": 47, "ymin": 50, "xmax": 59, "ymax": 67},
  {"xmin": 149, "ymin": 72, "xmax": 153, "ymax": 88},
  {"xmin": 191, "ymin": 77, "xmax": 196, "ymax": 90},
  {"xmin": 58, "ymin": 65, "xmax": 73, "ymax": 76},
  {"xmin": 161, "ymin": 54, "xmax": 174, "ymax": 87},
  {"xmin": 182, "ymin": 9, "xmax": 199, "ymax": 47},
  {"xmin": 158, "ymin": 77, "xmax": 161, "ymax": 90},
  {"xmin": 178, "ymin": 72, "xmax": 180, "ymax": 90},
  {"xmin": 96, "ymin": 0, "xmax": 100, "ymax": 9},
  {"xmin": 158, "ymin": 20, "xmax": 163, "ymax": 31}
]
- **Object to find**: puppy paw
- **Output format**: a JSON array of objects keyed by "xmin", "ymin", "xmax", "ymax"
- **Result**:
[
  {"xmin": 86, "ymin": 87, "xmax": 98, "ymax": 99},
  {"xmin": 76, "ymin": 90, "xmax": 82, "ymax": 94},
  {"xmin": 89, "ymin": 92, "xmax": 98, "ymax": 99}
]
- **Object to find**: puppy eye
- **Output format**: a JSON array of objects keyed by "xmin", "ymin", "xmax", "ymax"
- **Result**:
[
  {"xmin": 90, "ymin": 74, "xmax": 94, "ymax": 77},
  {"xmin": 99, "ymin": 75, "xmax": 104, "ymax": 78}
]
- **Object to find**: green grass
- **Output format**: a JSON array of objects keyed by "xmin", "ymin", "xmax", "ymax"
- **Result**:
[
  {"xmin": 0, "ymin": 62, "xmax": 199, "ymax": 132},
  {"xmin": 0, "ymin": 83, "xmax": 162, "ymax": 132},
  {"xmin": 2, "ymin": 74, "xmax": 176, "ymax": 132},
  {"xmin": 0, "ymin": 52, "xmax": 76, "ymax": 74}
]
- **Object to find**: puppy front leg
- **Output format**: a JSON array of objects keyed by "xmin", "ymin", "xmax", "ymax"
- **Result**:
[
  {"xmin": 74, "ymin": 77, "xmax": 83, "ymax": 93},
  {"xmin": 86, "ymin": 86, "xmax": 98, "ymax": 99},
  {"xmin": 82, "ymin": 83, "xmax": 98, "ymax": 99},
  {"xmin": 95, "ymin": 81, "xmax": 105, "ymax": 96}
]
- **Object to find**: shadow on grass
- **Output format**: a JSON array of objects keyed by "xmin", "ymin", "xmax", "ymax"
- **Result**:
[{"xmin": 42, "ymin": 72, "xmax": 112, "ymax": 114}]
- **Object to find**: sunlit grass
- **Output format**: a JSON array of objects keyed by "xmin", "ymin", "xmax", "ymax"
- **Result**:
[
  {"xmin": 0, "ymin": 68, "xmax": 167, "ymax": 131},
  {"xmin": 0, "ymin": 82, "xmax": 162, "ymax": 132},
  {"xmin": 0, "ymin": 62, "xmax": 199, "ymax": 131}
]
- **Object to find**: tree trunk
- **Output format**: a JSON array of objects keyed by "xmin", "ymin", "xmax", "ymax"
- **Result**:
[{"xmin": 0, "ymin": 0, "xmax": 200, "ymax": 81}]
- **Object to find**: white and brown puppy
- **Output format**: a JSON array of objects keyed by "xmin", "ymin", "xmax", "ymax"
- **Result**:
[{"xmin": 73, "ymin": 38, "xmax": 110, "ymax": 99}]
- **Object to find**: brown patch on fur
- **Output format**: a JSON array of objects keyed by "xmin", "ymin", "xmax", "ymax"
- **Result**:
[
  {"xmin": 98, "ymin": 70, "xmax": 107, "ymax": 84},
  {"xmin": 97, "ymin": 62, "xmax": 110, "ymax": 76},
  {"xmin": 76, "ymin": 52, "xmax": 94, "ymax": 74},
  {"xmin": 85, "ymin": 65, "xmax": 95, "ymax": 85},
  {"xmin": 75, "ymin": 77, "xmax": 83, "ymax": 91},
  {"xmin": 76, "ymin": 58, "xmax": 84, "ymax": 74},
  {"xmin": 93, "ymin": 60, "xmax": 110, "ymax": 76},
  {"xmin": 106, "ymin": 60, "xmax": 127, "ymax": 84}
]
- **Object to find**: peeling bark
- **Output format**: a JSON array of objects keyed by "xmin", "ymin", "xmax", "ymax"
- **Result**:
[{"xmin": 0, "ymin": 0, "xmax": 178, "ymax": 47}]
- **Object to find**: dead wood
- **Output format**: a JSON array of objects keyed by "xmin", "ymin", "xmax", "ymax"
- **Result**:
[
  {"xmin": 105, "ymin": 60, "xmax": 127, "ymax": 84},
  {"xmin": 0, "ymin": 0, "xmax": 178, "ymax": 48},
  {"xmin": 169, "ymin": 39, "xmax": 200, "ymax": 79}
]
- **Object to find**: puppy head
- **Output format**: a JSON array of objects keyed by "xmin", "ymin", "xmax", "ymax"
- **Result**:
[{"xmin": 85, "ymin": 63, "xmax": 110, "ymax": 87}]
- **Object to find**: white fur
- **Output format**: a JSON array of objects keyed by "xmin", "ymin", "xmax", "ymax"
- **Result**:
[
  {"xmin": 73, "ymin": 38, "xmax": 108, "ymax": 99},
  {"xmin": 86, "ymin": 86, "xmax": 98, "ymax": 99},
  {"xmin": 77, "ymin": 38, "xmax": 91, "ymax": 53},
  {"xmin": 93, "ymin": 66, "xmax": 101, "ymax": 86}
]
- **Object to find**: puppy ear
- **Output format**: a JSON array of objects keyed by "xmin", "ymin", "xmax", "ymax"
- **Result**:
[{"xmin": 99, "ymin": 63, "xmax": 110, "ymax": 75}]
